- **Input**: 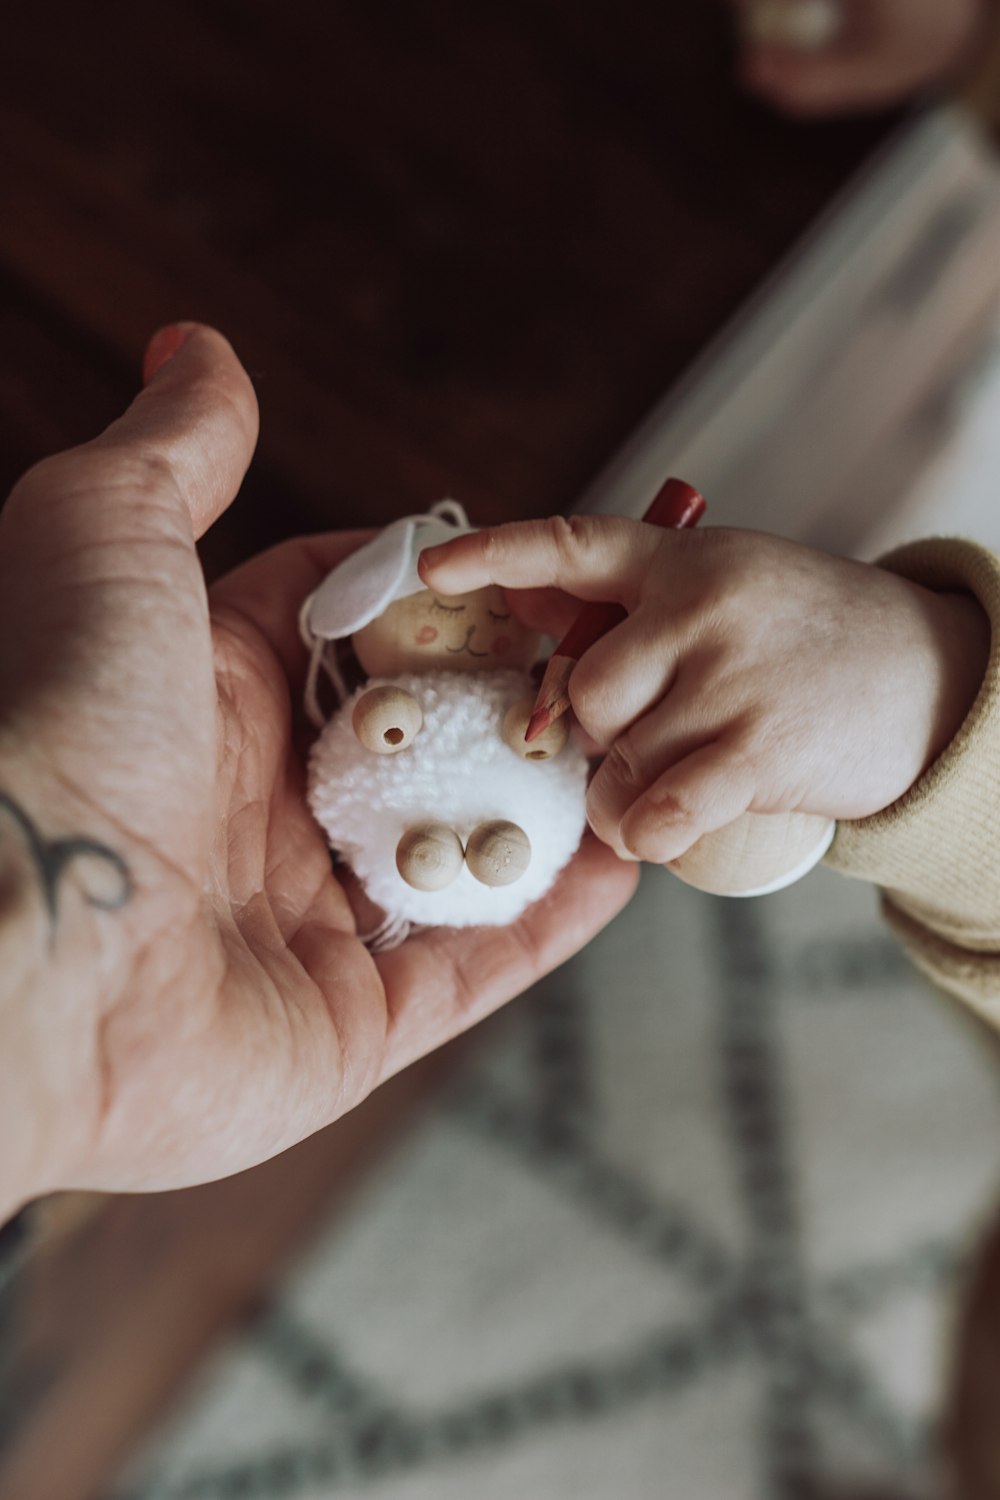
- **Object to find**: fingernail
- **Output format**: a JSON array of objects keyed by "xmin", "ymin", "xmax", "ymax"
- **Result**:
[
  {"xmin": 615, "ymin": 818, "xmax": 643, "ymax": 862},
  {"xmin": 142, "ymin": 322, "xmax": 198, "ymax": 385},
  {"xmin": 418, "ymin": 544, "xmax": 447, "ymax": 574}
]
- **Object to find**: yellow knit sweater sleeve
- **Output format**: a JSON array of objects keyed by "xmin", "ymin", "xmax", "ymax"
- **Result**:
[{"xmin": 825, "ymin": 537, "xmax": 1000, "ymax": 1024}]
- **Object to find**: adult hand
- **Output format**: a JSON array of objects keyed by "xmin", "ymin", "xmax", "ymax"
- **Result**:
[
  {"xmin": 735, "ymin": 0, "xmax": 989, "ymax": 116},
  {"xmin": 0, "ymin": 324, "xmax": 636, "ymax": 1214}
]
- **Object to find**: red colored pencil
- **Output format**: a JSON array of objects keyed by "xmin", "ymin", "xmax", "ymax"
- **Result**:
[{"xmin": 525, "ymin": 478, "xmax": 706, "ymax": 743}]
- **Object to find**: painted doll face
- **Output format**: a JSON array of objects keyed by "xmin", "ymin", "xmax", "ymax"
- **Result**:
[{"xmin": 352, "ymin": 585, "xmax": 538, "ymax": 677}]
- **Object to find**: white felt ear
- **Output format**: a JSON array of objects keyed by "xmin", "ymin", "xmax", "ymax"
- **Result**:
[
  {"xmin": 306, "ymin": 519, "xmax": 417, "ymax": 641},
  {"xmin": 302, "ymin": 510, "xmax": 478, "ymax": 642}
]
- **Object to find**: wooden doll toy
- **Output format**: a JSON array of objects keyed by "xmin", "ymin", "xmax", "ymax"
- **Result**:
[{"xmin": 299, "ymin": 502, "xmax": 590, "ymax": 948}]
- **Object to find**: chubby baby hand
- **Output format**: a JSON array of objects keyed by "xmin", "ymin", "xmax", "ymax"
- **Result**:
[{"xmin": 419, "ymin": 518, "xmax": 990, "ymax": 863}]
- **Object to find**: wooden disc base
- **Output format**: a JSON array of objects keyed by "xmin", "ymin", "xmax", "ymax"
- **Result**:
[{"xmin": 668, "ymin": 811, "xmax": 836, "ymax": 898}]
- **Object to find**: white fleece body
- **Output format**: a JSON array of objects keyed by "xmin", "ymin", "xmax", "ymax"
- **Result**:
[{"xmin": 308, "ymin": 669, "xmax": 589, "ymax": 928}]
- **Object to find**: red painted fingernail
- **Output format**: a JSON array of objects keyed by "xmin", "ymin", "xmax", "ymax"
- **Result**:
[{"xmin": 142, "ymin": 323, "xmax": 197, "ymax": 385}]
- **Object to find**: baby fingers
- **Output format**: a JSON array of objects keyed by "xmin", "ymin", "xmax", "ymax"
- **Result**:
[
  {"xmin": 569, "ymin": 609, "xmax": 679, "ymax": 748},
  {"xmin": 586, "ymin": 697, "xmax": 756, "ymax": 863},
  {"xmin": 617, "ymin": 743, "xmax": 757, "ymax": 864},
  {"xmin": 418, "ymin": 514, "xmax": 662, "ymax": 607}
]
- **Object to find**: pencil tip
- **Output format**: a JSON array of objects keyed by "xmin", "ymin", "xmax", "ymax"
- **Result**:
[{"xmin": 525, "ymin": 707, "xmax": 551, "ymax": 743}]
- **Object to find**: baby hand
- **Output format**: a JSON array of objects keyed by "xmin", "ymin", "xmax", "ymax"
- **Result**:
[{"xmin": 419, "ymin": 519, "xmax": 989, "ymax": 863}]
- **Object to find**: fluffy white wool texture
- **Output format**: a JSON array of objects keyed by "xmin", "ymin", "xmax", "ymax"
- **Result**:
[{"xmin": 308, "ymin": 669, "xmax": 589, "ymax": 928}]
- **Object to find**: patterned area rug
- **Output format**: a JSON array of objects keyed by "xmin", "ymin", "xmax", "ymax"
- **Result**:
[{"xmin": 110, "ymin": 866, "xmax": 1000, "ymax": 1500}]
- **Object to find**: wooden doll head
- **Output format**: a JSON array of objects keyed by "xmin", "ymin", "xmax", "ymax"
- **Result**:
[{"xmin": 352, "ymin": 584, "xmax": 539, "ymax": 677}]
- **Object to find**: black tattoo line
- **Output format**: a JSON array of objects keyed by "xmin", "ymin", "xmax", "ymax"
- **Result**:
[{"xmin": 0, "ymin": 791, "xmax": 132, "ymax": 930}]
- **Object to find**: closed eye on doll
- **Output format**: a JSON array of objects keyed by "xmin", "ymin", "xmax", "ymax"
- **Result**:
[
  {"xmin": 431, "ymin": 597, "xmax": 465, "ymax": 614},
  {"xmin": 488, "ymin": 609, "xmax": 511, "ymax": 621}
]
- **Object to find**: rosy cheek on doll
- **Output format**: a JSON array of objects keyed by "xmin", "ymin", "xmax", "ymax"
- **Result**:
[
  {"xmin": 416, "ymin": 626, "xmax": 439, "ymax": 646},
  {"xmin": 492, "ymin": 636, "xmax": 511, "ymax": 657}
]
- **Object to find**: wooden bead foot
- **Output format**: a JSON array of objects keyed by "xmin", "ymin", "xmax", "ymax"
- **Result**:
[
  {"xmin": 396, "ymin": 823, "xmax": 465, "ymax": 891},
  {"xmin": 502, "ymin": 697, "xmax": 569, "ymax": 761},
  {"xmin": 465, "ymin": 820, "xmax": 532, "ymax": 887}
]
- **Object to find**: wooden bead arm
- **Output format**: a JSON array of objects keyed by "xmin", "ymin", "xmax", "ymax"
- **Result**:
[{"xmin": 352, "ymin": 686, "xmax": 423, "ymax": 755}]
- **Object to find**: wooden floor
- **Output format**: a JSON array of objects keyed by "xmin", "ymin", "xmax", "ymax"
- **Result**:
[{"xmin": 0, "ymin": 4, "xmax": 893, "ymax": 1498}]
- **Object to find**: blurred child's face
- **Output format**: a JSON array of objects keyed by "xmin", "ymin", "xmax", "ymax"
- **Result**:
[{"xmin": 353, "ymin": 585, "xmax": 538, "ymax": 677}]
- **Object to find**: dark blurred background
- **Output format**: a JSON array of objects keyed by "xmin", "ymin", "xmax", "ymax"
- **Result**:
[{"xmin": 0, "ymin": 0, "xmax": 889, "ymax": 574}]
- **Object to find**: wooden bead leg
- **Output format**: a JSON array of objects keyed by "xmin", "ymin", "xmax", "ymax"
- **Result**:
[
  {"xmin": 353, "ymin": 686, "xmax": 423, "ymax": 754},
  {"xmin": 465, "ymin": 820, "xmax": 532, "ymax": 887},
  {"xmin": 396, "ymin": 823, "xmax": 465, "ymax": 891},
  {"xmin": 502, "ymin": 697, "xmax": 569, "ymax": 761}
]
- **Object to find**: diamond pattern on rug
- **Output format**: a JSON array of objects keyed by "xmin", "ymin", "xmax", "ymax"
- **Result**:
[{"xmin": 111, "ymin": 867, "xmax": 1000, "ymax": 1500}]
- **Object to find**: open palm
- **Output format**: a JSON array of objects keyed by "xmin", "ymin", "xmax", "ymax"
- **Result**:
[{"xmin": 0, "ymin": 325, "xmax": 636, "ymax": 1200}]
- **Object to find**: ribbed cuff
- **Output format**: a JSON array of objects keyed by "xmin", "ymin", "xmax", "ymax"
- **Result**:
[{"xmin": 826, "ymin": 537, "xmax": 1000, "ymax": 951}]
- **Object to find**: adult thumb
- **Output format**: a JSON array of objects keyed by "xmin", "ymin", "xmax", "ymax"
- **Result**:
[
  {"xmin": 0, "ymin": 324, "xmax": 259, "ymax": 741},
  {"xmin": 4, "ymin": 323, "xmax": 259, "ymax": 560},
  {"xmin": 98, "ymin": 322, "xmax": 260, "ymax": 540}
]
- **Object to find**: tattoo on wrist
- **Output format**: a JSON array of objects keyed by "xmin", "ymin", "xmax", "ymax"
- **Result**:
[{"xmin": 0, "ymin": 791, "xmax": 132, "ymax": 935}]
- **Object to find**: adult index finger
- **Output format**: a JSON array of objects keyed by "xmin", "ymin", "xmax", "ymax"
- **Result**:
[{"xmin": 417, "ymin": 514, "xmax": 663, "ymax": 610}]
